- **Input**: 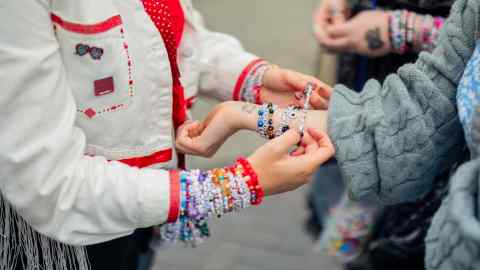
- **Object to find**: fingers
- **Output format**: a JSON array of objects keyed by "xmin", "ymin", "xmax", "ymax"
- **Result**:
[
  {"xmin": 305, "ymin": 129, "xmax": 336, "ymax": 161},
  {"xmin": 316, "ymin": 18, "xmax": 352, "ymax": 52},
  {"xmin": 325, "ymin": 22, "xmax": 351, "ymax": 38},
  {"xmin": 268, "ymin": 129, "xmax": 301, "ymax": 155},
  {"xmin": 309, "ymin": 94, "xmax": 329, "ymax": 110},
  {"xmin": 315, "ymin": 81, "xmax": 333, "ymax": 99},
  {"xmin": 320, "ymin": 36, "xmax": 351, "ymax": 51},
  {"xmin": 331, "ymin": 13, "xmax": 347, "ymax": 25},
  {"xmin": 187, "ymin": 121, "xmax": 204, "ymax": 137},
  {"xmin": 288, "ymin": 130, "xmax": 335, "ymax": 172},
  {"xmin": 290, "ymin": 146, "xmax": 305, "ymax": 157},
  {"xmin": 313, "ymin": 4, "xmax": 332, "ymax": 42},
  {"xmin": 306, "ymin": 128, "xmax": 323, "ymax": 141}
]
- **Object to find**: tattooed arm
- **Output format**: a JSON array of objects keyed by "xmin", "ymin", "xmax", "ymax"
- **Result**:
[
  {"xmin": 175, "ymin": 101, "xmax": 328, "ymax": 157},
  {"xmin": 319, "ymin": 9, "xmax": 446, "ymax": 57}
]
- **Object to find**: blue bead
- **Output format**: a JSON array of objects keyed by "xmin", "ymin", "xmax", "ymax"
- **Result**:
[{"xmin": 257, "ymin": 120, "xmax": 264, "ymax": 127}]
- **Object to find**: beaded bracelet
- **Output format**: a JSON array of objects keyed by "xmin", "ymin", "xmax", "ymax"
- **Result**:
[
  {"xmin": 256, "ymin": 103, "xmax": 269, "ymax": 138},
  {"xmin": 161, "ymin": 158, "xmax": 261, "ymax": 246},
  {"xmin": 240, "ymin": 62, "xmax": 278, "ymax": 105},
  {"xmin": 275, "ymin": 106, "xmax": 294, "ymax": 137},
  {"xmin": 389, "ymin": 10, "xmax": 444, "ymax": 54},
  {"xmin": 236, "ymin": 157, "xmax": 264, "ymax": 205},
  {"xmin": 256, "ymin": 83, "xmax": 313, "ymax": 139},
  {"xmin": 256, "ymin": 103, "xmax": 277, "ymax": 139},
  {"xmin": 406, "ymin": 11, "xmax": 417, "ymax": 52},
  {"xmin": 266, "ymin": 103, "xmax": 276, "ymax": 139}
]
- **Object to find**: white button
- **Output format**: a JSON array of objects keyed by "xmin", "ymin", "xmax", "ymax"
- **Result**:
[{"xmin": 182, "ymin": 47, "xmax": 194, "ymax": 58}]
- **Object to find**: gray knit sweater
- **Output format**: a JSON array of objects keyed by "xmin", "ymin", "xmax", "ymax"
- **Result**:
[{"xmin": 327, "ymin": 0, "xmax": 480, "ymax": 268}]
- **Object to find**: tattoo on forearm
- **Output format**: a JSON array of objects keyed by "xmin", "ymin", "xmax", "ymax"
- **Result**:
[
  {"xmin": 241, "ymin": 103, "xmax": 257, "ymax": 114},
  {"xmin": 365, "ymin": 27, "xmax": 384, "ymax": 50}
]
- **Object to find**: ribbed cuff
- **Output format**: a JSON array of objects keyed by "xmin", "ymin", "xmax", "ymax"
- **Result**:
[{"xmin": 232, "ymin": 58, "xmax": 265, "ymax": 101}]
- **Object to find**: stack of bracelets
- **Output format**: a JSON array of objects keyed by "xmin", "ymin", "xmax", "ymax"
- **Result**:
[
  {"xmin": 239, "ymin": 61, "xmax": 276, "ymax": 104},
  {"xmin": 257, "ymin": 82, "xmax": 314, "ymax": 139},
  {"xmin": 389, "ymin": 10, "xmax": 445, "ymax": 54},
  {"xmin": 161, "ymin": 158, "xmax": 263, "ymax": 246}
]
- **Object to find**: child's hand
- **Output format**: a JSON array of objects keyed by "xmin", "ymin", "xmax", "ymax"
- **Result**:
[
  {"xmin": 291, "ymin": 128, "xmax": 334, "ymax": 158},
  {"xmin": 175, "ymin": 102, "xmax": 243, "ymax": 157},
  {"xmin": 175, "ymin": 120, "xmax": 206, "ymax": 156},
  {"xmin": 248, "ymin": 129, "xmax": 335, "ymax": 196}
]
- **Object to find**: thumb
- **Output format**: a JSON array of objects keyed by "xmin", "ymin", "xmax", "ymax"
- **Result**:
[{"xmin": 268, "ymin": 129, "xmax": 301, "ymax": 155}]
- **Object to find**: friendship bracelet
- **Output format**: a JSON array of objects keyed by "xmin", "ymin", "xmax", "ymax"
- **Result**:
[
  {"xmin": 236, "ymin": 157, "xmax": 264, "ymax": 205},
  {"xmin": 256, "ymin": 82, "xmax": 314, "ymax": 139},
  {"xmin": 389, "ymin": 10, "xmax": 444, "ymax": 54},
  {"xmin": 275, "ymin": 106, "xmax": 293, "ymax": 137},
  {"xmin": 161, "ymin": 158, "xmax": 261, "ymax": 246},
  {"xmin": 256, "ymin": 104, "xmax": 269, "ymax": 138},
  {"xmin": 256, "ymin": 103, "xmax": 277, "ymax": 139},
  {"xmin": 266, "ymin": 103, "xmax": 276, "ymax": 139},
  {"xmin": 240, "ymin": 62, "xmax": 279, "ymax": 105}
]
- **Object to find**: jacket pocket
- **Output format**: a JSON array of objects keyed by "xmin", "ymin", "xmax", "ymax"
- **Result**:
[{"xmin": 52, "ymin": 13, "xmax": 134, "ymax": 119}]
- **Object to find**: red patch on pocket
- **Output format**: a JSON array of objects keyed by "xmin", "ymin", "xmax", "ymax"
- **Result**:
[{"xmin": 94, "ymin": 77, "xmax": 114, "ymax": 96}]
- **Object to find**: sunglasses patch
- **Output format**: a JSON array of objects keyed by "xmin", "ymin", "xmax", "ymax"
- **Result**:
[{"xmin": 75, "ymin": 43, "xmax": 104, "ymax": 60}]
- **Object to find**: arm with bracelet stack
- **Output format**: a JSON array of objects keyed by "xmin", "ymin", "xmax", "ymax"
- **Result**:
[{"xmin": 184, "ymin": 83, "xmax": 328, "ymax": 158}]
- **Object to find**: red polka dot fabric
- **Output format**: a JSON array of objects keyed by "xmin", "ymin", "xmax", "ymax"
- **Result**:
[{"xmin": 142, "ymin": 0, "xmax": 187, "ymax": 127}]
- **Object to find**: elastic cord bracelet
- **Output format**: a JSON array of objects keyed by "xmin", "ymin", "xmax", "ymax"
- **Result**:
[
  {"xmin": 256, "ymin": 103, "xmax": 277, "ymax": 139},
  {"xmin": 265, "ymin": 103, "xmax": 276, "ymax": 139},
  {"xmin": 240, "ymin": 62, "xmax": 278, "ymax": 105},
  {"xmin": 236, "ymin": 157, "xmax": 264, "ymax": 205},
  {"xmin": 161, "ymin": 158, "xmax": 262, "ymax": 246}
]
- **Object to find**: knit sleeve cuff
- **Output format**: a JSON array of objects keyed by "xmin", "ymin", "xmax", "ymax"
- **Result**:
[
  {"xmin": 327, "ymin": 81, "xmax": 384, "ymax": 202},
  {"xmin": 232, "ymin": 58, "xmax": 265, "ymax": 101}
]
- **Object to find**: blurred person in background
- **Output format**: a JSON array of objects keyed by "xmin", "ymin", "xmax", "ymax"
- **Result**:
[{"xmin": 308, "ymin": 0, "xmax": 458, "ymax": 270}]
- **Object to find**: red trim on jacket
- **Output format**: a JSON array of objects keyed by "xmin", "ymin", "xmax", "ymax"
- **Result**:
[
  {"xmin": 118, "ymin": 148, "xmax": 173, "ymax": 168},
  {"xmin": 232, "ymin": 58, "xmax": 264, "ymax": 101},
  {"xmin": 167, "ymin": 170, "xmax": 181, "ymax": 222},
  {"xmin": 51, "ymin": 14, "xmax": 122, "ymax": 34}
]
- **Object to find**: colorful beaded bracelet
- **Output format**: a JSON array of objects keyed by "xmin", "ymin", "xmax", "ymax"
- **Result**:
[
  {"xmin": 161, "ymin": 158, "xmax": 262, "ymax": 246},
  {"xmin": 389, "ymin": 10, "xmax": 444, "ymax": 54}
]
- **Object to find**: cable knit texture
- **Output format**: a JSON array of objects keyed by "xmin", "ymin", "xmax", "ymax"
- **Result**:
[
  {"xmin": 328, "ymin": 0, "xmax": 478, "ymax": 204},
  {"xmin": 425, "ymin": 158, "xmax": 480, "ymax": 270},
  {"xmin": 425, "ymin": 105, "xmax": 480, "ymax": 270}
]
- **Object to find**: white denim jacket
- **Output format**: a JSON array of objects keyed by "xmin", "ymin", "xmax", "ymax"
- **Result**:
[{"xmin": 0, "ymin": 0, "xmax": 256, "ymax": 245}]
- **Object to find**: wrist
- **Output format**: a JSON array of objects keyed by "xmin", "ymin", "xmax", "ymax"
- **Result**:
[
  {"xmin": 229, "ymin": 102, "xmax": 260, "ymax": 131},
  {"xmin": 305, "ymin": 110, "xmax": 328, "ymax": 133}
]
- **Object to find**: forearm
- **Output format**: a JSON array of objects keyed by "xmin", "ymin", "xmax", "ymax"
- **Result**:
[{"xmin": 222, "ymin": 101, "xmax": 328, "ymax": 136}]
